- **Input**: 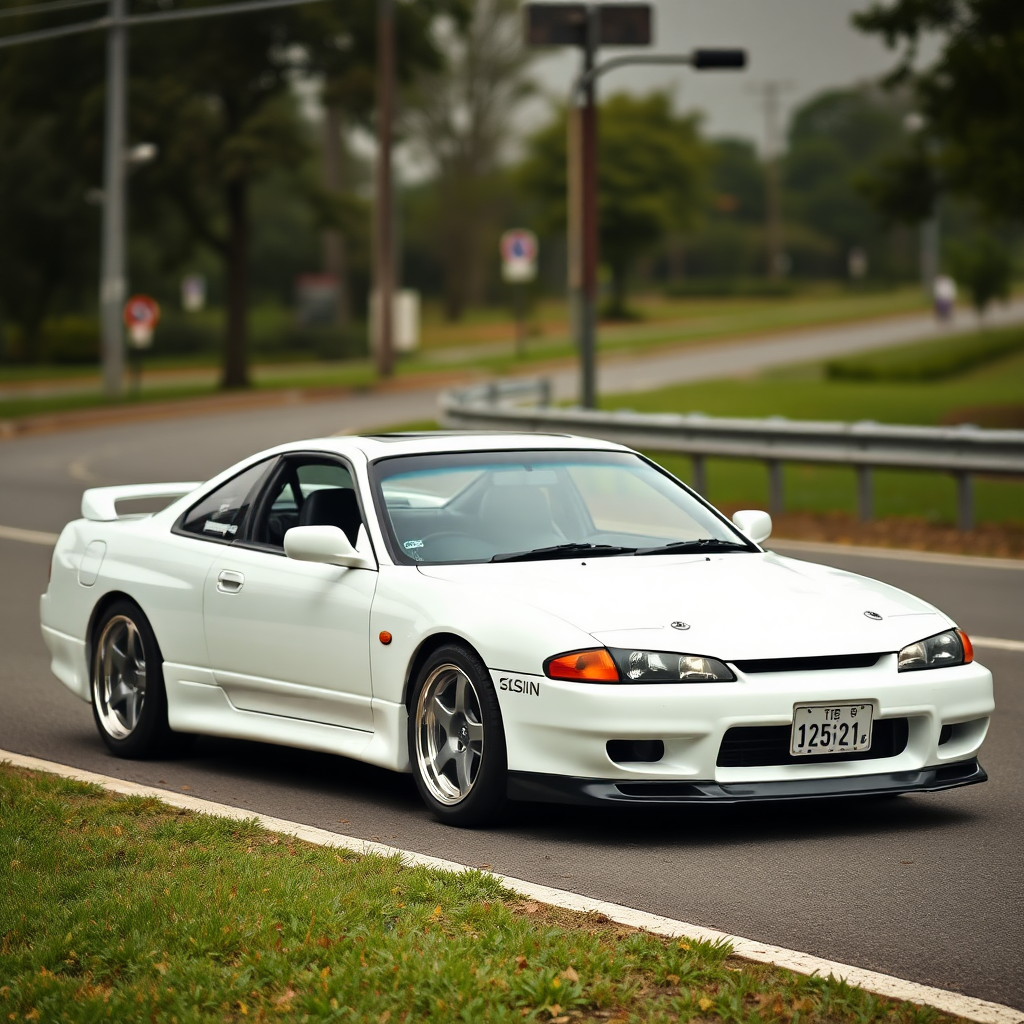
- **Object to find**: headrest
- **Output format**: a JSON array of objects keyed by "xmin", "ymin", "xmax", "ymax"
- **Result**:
[{"xmin": 298, "ymin": 488, "xmax": 361, "ymax": 545}]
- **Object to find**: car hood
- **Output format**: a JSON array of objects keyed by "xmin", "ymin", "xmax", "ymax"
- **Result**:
[{"xmin": 416, "ymin": 551, "xmax": 950, "ymax": 661}]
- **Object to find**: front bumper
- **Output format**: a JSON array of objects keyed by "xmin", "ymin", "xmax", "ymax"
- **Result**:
[
  {"xmin": 508, "ymin": 758, "xmax": 987, "ymax": 805},
  {"xmin": 492, "ymin": 655, "xmax": 994, "ymax": 788}
]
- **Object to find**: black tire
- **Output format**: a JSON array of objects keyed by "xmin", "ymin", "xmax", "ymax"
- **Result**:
[
  {"xmin": 90, "ymin": 599, "xmax": 186, "ymax": 759},
  {"xmin": 408, "ymin": 643, "xmax": 507, "ymax": 827}
]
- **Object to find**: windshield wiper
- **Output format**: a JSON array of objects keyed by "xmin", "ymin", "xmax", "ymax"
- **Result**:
[
  {"xmin": 635, "ymin": 538, "xmax": 750, "ymax": 556},
  {"xmin": 491, "ymin": 542, "xmax": 637, "ymax": 563}
]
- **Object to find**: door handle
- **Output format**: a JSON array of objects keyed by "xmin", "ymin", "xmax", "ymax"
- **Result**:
[{"xmin": 216, "ymin": 569, "xmax": 245, "ymax": 594}]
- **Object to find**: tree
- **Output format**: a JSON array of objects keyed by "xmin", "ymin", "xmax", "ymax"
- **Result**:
[
  {"xmin": 520, "ymin": 91, "xmax": 711, "ymax": 317},
  {"xmin": 947, "ymin": 234, "xmax": 1012, "ymax": 317},
  {"xmin": 0, "ymin": 0, "xmax": 456, "ymax": 383},
  {"xmin": 403, "ymin": 0, "xmax": 534, "ymax": 321},
  {"xmin": 853, "ymin": 0, "xmax": 1024, "ymax": 222},
  {"xmin": 301, "ymin": 0, "xmax": 461, "ymax": 334},
  {"xmin": 0, "ymin": 12, "xmax": 104, "ymax": 361},
  {"xmin": 782, "ymin": 87, "xmax": 906, "ymax": 276}
]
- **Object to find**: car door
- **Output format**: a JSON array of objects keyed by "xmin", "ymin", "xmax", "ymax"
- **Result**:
[{"xmin": 202, "ymin": 455, "xmax": 377, "ymax": 733}]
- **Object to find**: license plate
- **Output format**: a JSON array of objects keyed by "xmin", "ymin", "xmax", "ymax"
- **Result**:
[{"xmin": 790, "ymin": 703, "xmax": 873, "ymax": 756}]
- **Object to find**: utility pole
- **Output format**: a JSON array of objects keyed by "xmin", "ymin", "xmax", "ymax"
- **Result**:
[
  {"xmin": 568, "ymin": 6, "xmax": 600, "ymax": 410},
  {"xmin": 321, "ymin": 106, "xmax": 351, "ymax": 334},
  {"xmin": 373, "ymin": 0, "xmax": 395, "ymax": 377},
  {"xmin": 749, "ymin": 80, "xmax": 793, "ymax": 280},
  {"xmin": 98, "ymin": 0, "xmax": 126, "ymax": 398}
]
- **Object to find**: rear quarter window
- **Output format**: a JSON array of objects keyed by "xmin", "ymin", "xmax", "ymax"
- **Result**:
[{"xmin": 177, "ymin": 461, "xmax": 270, "ymax": 541}]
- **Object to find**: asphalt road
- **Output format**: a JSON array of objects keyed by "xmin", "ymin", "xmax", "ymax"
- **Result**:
[{"xmin": 1, "ymin": 346, "xmax": 1022, "ymax": 1010}]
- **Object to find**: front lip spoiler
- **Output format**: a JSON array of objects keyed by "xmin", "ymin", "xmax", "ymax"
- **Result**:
[{"xmin": 507, "ymin": 758, "xmax": 987, "ymax": 806}]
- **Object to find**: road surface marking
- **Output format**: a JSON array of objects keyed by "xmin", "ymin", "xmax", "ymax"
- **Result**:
[
  {"xmin": 772, "ymin": 539, "xmax": 1024, "ymax": 571},
  {"xmin": 0, "ymin": 524, "xmax": 59, "ymax": 545},
  {"xmin": 1, "ymin": 749, "xmax": 1020, "ymax": 1024},
  {"xmin": 972, "ymin": 636, "xmax": 1024, "ymax": 653}
]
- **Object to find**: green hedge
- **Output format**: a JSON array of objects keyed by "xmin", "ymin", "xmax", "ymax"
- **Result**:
[
  {"xmin": 1, "ymin": 307, "xmax": 369, "ymax": 365},
  {"xmin": 826, "ymin": 325, "xmax": 1024, "ymax": 382}
]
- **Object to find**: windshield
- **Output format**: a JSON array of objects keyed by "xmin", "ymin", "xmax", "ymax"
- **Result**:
[{"xmin": 370, "ymin": 449, "xmax": 751, "ymax": 564}]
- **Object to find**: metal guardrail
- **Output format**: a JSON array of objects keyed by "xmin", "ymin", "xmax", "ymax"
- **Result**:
[{"xmin": 440, "ymin": 379, "xmax": 1024, "ymax": 531}]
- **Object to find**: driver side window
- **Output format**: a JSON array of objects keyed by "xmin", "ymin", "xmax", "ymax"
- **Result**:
[{"xmin": 252, "ymin": 459, "xmax": 361, "ymax": 549}]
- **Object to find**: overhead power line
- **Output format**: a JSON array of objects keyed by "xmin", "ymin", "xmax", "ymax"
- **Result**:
[
  {"xmin": 0, "ymin": 0, "xmax": 105, "ymax": 22},
  {"xmin": 0, "ymin": 0, "xmax": 328, "ymax": 48}
]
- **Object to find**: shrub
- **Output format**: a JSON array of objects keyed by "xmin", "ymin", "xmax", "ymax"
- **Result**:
[{"xmin": 826, "ymin": 326, "xmax": 1024, "ymax": 382}]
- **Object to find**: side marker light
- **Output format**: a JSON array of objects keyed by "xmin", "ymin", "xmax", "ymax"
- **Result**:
[
  {"xmin": 957, "ymin": 628, "xmax": 974, "ymax": 663},
  {"xmin": 379, "ymin": 631, "xmax": 393, "ymax": 645}
]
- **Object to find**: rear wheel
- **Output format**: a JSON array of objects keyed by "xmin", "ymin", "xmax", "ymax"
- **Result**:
[
  {"xmin": 91, "ymin": 599, "xmax": 183, "ymax": 758},
  {"xmin": 409, "ymin": 643, "xmax": 507, "ymax": 827}
]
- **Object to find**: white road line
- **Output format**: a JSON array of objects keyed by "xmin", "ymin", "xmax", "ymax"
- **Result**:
[
  {"xmin": 1, "ymin": 523, "xmax": 1021, "ymax": 653},
  {"xmin": 0, "ymin": 524, "xmax": 59, "ymax": 545},
  {"xmin": 771, "ymin": 539, "xmax": 1024, "ymax": 571},
  {"xmin": 973, "ymin": 636, "xmax": 1024, "ymax": 653},
  {"xmin": 1, "ymin": 749, "xmax": 1020, "ymax": 1024}
]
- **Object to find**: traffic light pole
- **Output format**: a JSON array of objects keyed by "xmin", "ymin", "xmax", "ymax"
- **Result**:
[
  {"xmin": 98, "ymin": 0, "xmax": 126, "ymax": 397},
  {"xmin": 568, "ymin": 47, "xmax": 745, "ymax": 409}
]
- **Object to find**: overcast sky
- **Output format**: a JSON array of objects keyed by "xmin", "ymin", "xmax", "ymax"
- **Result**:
[{"xmin": 519, "ymin": 0, "xmax": 938, "ymax": 151}]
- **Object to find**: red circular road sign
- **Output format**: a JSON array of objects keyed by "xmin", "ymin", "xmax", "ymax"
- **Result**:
[
  {"xmin": 123, "ymin": 294, "xmax": 161, "ymax": 330},
  {"xmin": 500, "ymin": 229, "xmax": 537, "ymax": 264}
]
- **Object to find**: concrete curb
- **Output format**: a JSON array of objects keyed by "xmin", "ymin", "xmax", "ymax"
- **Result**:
[{"xmin": 2, "ymin": 749, "xmax": 1020, "ymax": 1024}]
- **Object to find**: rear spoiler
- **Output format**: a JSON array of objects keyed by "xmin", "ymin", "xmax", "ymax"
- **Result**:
[{"xmin": 82, "ymin": 482, "xmax": 202, "ymax": 522}]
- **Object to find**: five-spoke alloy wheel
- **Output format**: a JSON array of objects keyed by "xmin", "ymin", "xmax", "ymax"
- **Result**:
[
  {"xmin": 409, "ymin": 644, "xmax": 506, "ymax": 826},
  {"xmin": 94, "ymin": 614, "xmax": 148, "ymax": 739},
  {"xmin": 91, "ymin": 599, "xmax": 179, "ymax": 758}
]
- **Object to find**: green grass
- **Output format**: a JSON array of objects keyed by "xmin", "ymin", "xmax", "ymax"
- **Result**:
[
  {"xmin": 0, "ymin": 287, "xmax": 933, "ymax": 422},
  {"xmin": 602, "ymin": 345, "xmax": 1024, "ymax": 526},
  {"xmin": 826, "ymin": 325, "xmax": 1024, "ymax": 382},
  {"xmin": 606, "ymin": 345, "xmax": 1024, "ymax": 426},
  {"xmin": 0, "ymin": 765, "xmax": 963, "ymax": 1024}
]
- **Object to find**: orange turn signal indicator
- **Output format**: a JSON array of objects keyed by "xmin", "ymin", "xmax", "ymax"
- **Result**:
[
  {"xmin": 379, "ymin": 631, "xmax": 393, "ymax": 645},
  {"xmin": 957, "ymin": 628, "xmax": 974, "ymax": 664},
  {"xmin": 544, "ymin": 648, "xmax": 620, "ymax": 682}
]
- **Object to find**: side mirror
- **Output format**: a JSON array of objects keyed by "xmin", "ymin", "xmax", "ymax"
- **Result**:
[
  {"xmin": 732, "ymin": 509, "xmax": 772, "ymax": 545},
  {"xmin": 284, "ymin": 525, "xmax": 377, "ymax": 570}
]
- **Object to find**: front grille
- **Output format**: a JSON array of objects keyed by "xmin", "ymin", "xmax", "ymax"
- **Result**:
[
  {"xmin": 732, "ymin": 653, "xmax": 882, "ymax": 674},
  {"xmin": 717, "ymin": 717, "xmax": 909, "ymax": 767}
]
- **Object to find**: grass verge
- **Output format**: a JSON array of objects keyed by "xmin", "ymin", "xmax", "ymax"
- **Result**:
[
  {"xmin": 1, "ymin": 764, "xmax": 965, "ymax": 1024},
  {"xmin": 601, "ymin": 343, "xmax": 1024, "ymax": 528},
  {"xmin": 0, "ymin": 288, "xmax": 934, "ymax": 422}
]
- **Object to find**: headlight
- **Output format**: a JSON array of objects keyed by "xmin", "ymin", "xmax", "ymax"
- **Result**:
[
  {"xmin": 610, "ymin": 648, "xmax": 735, "ymax": 683},
  {"xmin": 898, "ymin": 629, "xmax": 972, "ymax": 672},
  {"xmin": 543, "ymin": 647, "xmax": 735, "ymax": 683}
]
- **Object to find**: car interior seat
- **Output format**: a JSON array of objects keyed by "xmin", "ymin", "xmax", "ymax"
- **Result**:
[{"xmin": 298, "ymin": 488, "xmax": 362, "ymax": 547}]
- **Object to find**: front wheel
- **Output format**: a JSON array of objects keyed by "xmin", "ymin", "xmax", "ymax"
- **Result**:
[
  {"xmin": 408, "ymin": 643, "xmax": 507, "ymax": 827},
  {"xmin": 91, "ymin": 599, "xmax": 183, "ymax": 758}
]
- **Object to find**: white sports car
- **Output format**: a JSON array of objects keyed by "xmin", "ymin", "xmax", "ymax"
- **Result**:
[{"xmin": 40, "ymin": 432, "xmax": 992, "ymax": 825}]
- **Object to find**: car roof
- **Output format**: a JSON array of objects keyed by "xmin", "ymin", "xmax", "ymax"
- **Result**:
[{"xmin": 274, "ymin": 432, "xmax": 632, "ymax": 461}]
